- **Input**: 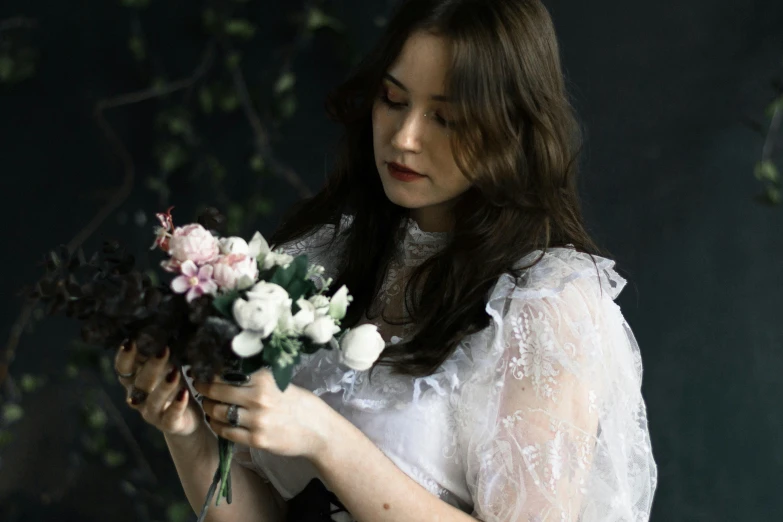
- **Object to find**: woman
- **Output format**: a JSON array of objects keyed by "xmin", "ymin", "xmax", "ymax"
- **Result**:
[{"xmin": 114, "ymin": 0, "xmax": 658, "ymax": 520}]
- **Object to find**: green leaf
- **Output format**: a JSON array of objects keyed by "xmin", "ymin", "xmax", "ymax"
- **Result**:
[
  {"xmin": 159, "ymin": 143, "xmax": 188, "ymax": 173},
  {"xmin": 274, "ymin": 72, "xmax": 296, "ymax": 95},
  {"xmin": 145, "ymin": 176, "xmax": 171, "ymax": 200},
  {"xmin": 252, "ymin": 196, "xmax": 274, "ymax": 216},
  {"xmin": 207, "ymin": 155, "xmax": 227, "ymax": 183},
  {"xmin": 766, "ymin": 185, "xmax": 781, "ymax": 205},
  {"xmin": 81, "ymin": 432, "xmax": 107, "ymax": 454},
  {"xmin": 0, "ymin": 54, "xmax": 14, "ymax": 82},
  {"xmin": 20, "ymin": 373, "xmax": 47, "ymax": 393},
  {"xmin": 0, "ymin": 430, "xmax": 13, "ymax": 448},
  {"xmin": 225, "ymin": 52, "xmax": 242, "ymax": 70},
  {"xmin": 754, "ymin": 161, "xmax": 779, "ymax": 183},
  {"xmin": 86, "ymin": 406, "xmax": 107, "ymax": 430},
  {"xmin": 219, "ymin": 92, "xmax": 240, "ymax": 113},
  {"xmin": 199, "ymin": 86, "xmax": 214, "ymax": 114},
  {"xmin": 269, "ymin": 255, "xmax": 309, "ymax": 291},
  {"xmin": 272, "ymin": 359, "xmax": 294, "ymax": 391},
  {"xmin": 166, "ymin": 501, "xmax": 193, "ymax": 522},
  {"xmin": 225, "ymin": 19, "xmax": 256, "ymax": 39},
  {"xmin": 103, "ymin": 450, "xmax": 126, "ymax": 467},
  {"xmin": 765, "ymin": 95, "xmax": 783, "ymax": 119},
  {"xmin": 279, "ymin": 94, "xmax": 297, "ymax": 119},
  {"xmin": 250, "ymin": 154, "xmax": 265, "ymax": 172},
  {"xmin": 128, "ymin": 36, "xmax": 146, "ymax": 61},
  {"xmin": 306, "ymin": 7, "xmax": 344, "ymax": 32},
  {"xmin": 3, "ymin": 404, "xmax": 23, "ymax": 424},
  {"xmin": 65, "ymin": 364, "xmax": 79, "ymax": 378},
  {"xmin": 212, "ymin": 289, "xmax": 241, "ymax": 318}
]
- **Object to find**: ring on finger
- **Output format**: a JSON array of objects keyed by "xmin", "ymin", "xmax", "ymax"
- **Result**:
[
  {"xmin": 115, "ymin": 367, "xmax": 136, "ymax": 379},
  {"xmin": 129, "ymin": 385, "xmax": 150, "ymax": 405},
  {"xmin": 226, "ymin": 403, "xmax": 241, "ymax": 428}
]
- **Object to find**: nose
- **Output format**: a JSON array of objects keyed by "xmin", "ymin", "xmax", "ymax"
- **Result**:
[{"xmin": 390, "ymin": 110, "xmax": 427, "ymax": 153}]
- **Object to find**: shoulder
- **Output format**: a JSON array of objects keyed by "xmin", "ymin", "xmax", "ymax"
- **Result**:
[{"xmin": 509, "ymin": 244, "xmax": 626, "ymax": 304}]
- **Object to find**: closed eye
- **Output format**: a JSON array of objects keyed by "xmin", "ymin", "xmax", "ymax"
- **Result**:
[{"xmin": 378, "ymin": 91, "xmax": 452, "ymax": 128}]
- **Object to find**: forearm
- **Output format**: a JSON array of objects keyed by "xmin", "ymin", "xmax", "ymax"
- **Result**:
[
  {"xmin": 312, "ymin": 411, "xmax": 478, "ymax": 522},
  {"xmin": 165, "ymin": 422, "xmax": 286, "ymax": 522}
]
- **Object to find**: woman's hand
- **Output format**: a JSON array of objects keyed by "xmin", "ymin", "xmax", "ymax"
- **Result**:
[
  {"xmin": 114, "ymin": 341, "xmax": 203, "ymax": 437},
  {"xmin": 193, "ymin": 367, "xmax": 335, "ymax": 461}
]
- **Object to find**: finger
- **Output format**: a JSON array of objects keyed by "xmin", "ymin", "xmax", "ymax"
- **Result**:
[
  {"xmin": 205, "ymin": 414, "xmax": 249, "ymax": 442},
  {"xmin": 130, "ymin": 346, "xmax": 170, "ymax": 409},
  {"xmin": 114, "ymin": 340, "xmax": 138, "ymax": 385},
  {"xmin": 204, "ymin": 401, "xmax": 247, "ymax": 429},
  {"xmin": 159, "ymin": 386, "xmax": 193, "ymax": 432},
  {"xmin": 145, "ymin": 364, "xmax": 183, "ymax": 419},
  {"xmin": 194, "ymin": 379, "xmax": 253, "ymax": 409}
]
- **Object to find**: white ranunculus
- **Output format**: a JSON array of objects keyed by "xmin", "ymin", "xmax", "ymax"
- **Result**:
[
  {"xmin": 231, "ymin": 330, "xmax": 265, "ymax": 357},
  {"xmin": 308, "ymin": 294, "xmax": 331, "ymax": 316},
  {"xmin": 218, "ymin": 237, "xmax": 250, "ymax": 255},
  {"xmin": 261, "ymin": 251, "xmax": 295, "ymax": 271},
  {"xmin": 339, "ymin": 324, "xmax": 386, "ymax": 371},
  {"xmin": 292, "ymin": 298, "xmax": 316, "ymax": 333},
  {"xmin": 303, "ymin": 315, "xmax": 340, "ymax": 345},
  {"xmin": 328, "ymin": 285, "xmax": 352, "ymax": 321},
  {"xmin": 245, "ymin": 281, "xmax": 289, "ymax": 306},
  {"xmin": 232, "ymin": 298, "xmax": 281, "ymax": 339}
]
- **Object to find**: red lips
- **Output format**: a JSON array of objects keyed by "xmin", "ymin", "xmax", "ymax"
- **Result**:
[{"xmin": 388, "ymin": 162, "xmax": 422, "ymax": 176}]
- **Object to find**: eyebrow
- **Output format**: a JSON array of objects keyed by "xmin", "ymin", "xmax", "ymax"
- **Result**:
[{"xmin": 383, "ymin": 73, "xmax": 451, "ymax": 102}]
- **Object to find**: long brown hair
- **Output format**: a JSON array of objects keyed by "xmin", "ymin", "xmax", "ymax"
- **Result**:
[{"xmin": 268, "ymin": 0, "xmax": 610, "ymax": 380}]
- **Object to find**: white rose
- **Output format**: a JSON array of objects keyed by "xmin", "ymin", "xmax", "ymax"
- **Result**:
[
  {"xmin": 308, "ymin": 294, "xmax": 331, "ymax": 316},
  {"xmin": 303, "ymin": 315, "xmax": 340, "ymax": 345},
  {"xmin": 245, "ymin": 281, "xmax": 289, "ymax": 305},
  {"xmin": 231, "ymin": 298, "xmax": 284, "ymax": 357},
  {"xmin": 328, "ymin": 285, "xmax": 352, "ymax": 321},
  {"xmin": 219, "ymin": 237, "xmax": 250, "ymax": 255},
  {"xmin": 292, "ymin": 298, "xmax": 316, "ymax": 333},
  {"xmin": 339, "ymin": 324, "xmax": 386, "ymax": 371}
]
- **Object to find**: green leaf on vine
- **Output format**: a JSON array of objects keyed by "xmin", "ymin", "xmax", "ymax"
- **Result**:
[
  {"xmin": 103, "ymin": 450, "xmax": 127, "ymax": 468},
  {"xmin": 275, "ymin": 72, "xmax": 296, "ymax": 95},
  {"xmin": 306, "ymin": 7, "xmax": 344, "ymax": 33},
  {"xmin": 250, "ymin": 154, "xmax": 265, "ymax": 172},
  {"xmin": 225, "ymin": 19, "xmax": 256, "ymax": 40},
  {"xmin": 754, "ymin": 161, "xmax": 780, "ymax": 183},
  {"xmin": 2, "ymin": 404, "xmax": 23, "ymax": 424},
  {"xmin": 199, "ymin": 86, "xmax": 214, "ymax": 114}
]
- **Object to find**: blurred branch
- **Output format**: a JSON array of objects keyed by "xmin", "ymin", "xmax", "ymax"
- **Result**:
[
  {"xmin": 0, "ymin": 44, "xmax": 216, "ymax": 390},
  {"xmin": 218, "ymin": 0, "xmax": 328, "ymax": 200}
]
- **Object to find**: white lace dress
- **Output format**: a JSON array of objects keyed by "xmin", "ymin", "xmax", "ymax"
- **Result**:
[{"xmin": 231, "ymin": 215, "xmax": 658, "ymax": 522}]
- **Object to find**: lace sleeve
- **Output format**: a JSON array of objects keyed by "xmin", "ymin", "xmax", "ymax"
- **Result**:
[{"xmin": 467, "ymin": 273, "xmax": 657, "ymax": 522}]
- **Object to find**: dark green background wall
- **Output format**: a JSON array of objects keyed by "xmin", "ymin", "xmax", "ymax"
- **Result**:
[{"xmin": 1, "ymin": 1, "xmax": 782, "ymax": 520}]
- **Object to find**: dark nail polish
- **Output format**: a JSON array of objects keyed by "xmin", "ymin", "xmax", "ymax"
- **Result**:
[
  {"xmin": 186, "ymin": 369, "xmax": 192, "ymax": 378},
  {"xmin": 177, "ymin": 388, "xmax": 187, "ymax": 401},
  {"xmin": 205, "ymin": 415, "xmax": 211, "ymax": 423},
  {"xmin": 166, "ymin": 367, "xmax": 178, "ymax": 383},
  {"xmin": 130, "ymin": 396, "xmax": 139, "ymax": 405},
  {"xmin": 122, "ymin": 340, "xmax": 132, "ymax": 352},
  {"xmin": 156, "ymin": 347, "xmax": 168, "ymax": 359}
]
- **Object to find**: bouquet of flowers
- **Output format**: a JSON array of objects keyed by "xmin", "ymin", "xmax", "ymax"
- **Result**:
[{"xmin": 31, "ymin": 207, "xmax": 385, "ymax": 521}]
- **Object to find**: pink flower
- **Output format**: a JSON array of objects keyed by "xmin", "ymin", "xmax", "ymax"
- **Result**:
[
  {"xmin": 168, "ymin": 224, "xmax": 220, "ymax": 265},
  {"xmin": 212, "ymin": 253, "xmax": 259, "ymax": 290},
  {"xmin": 171, "ymin": 260, "xmax": 218, "ymax": 302},
  {"xmin": 150, "ymin": 206, "xmax": 175, "ymax": 252}
]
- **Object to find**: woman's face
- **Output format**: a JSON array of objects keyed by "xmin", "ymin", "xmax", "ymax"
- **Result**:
[{"xmin": 372, "ymin": 31, "xmax": 472, "ymax": 233}]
